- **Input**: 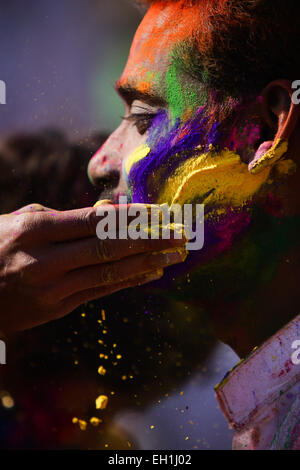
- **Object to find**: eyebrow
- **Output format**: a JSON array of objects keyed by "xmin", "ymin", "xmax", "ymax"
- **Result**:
[{"xmin": 115, "ymin": 81, "xmax": 167, "ymax": 108}]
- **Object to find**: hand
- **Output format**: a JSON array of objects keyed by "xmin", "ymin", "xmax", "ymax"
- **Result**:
[{"xmin": 0, "ymin": 203, "xmax": 187, "ymax": 334}]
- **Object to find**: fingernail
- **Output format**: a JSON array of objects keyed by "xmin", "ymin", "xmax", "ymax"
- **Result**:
[
  {"xmin": 94, "ymin": 199, "xmax": 112, "ymax": 208},
  {"xmin": 137, "ymin": 269, "xmax": 164, "ymax": 285},
  {"xmin": 149, "ymin": 248, "xmax": 188, "ymax": 268}
]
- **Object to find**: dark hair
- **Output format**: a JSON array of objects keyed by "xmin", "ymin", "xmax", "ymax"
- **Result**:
[
  {"xmin": 140, "ymin": 0, "xmax": 300, "ymax": 97},
  {"xmin": 0, "ymin": 130, "xmax": 105, "ymax": 214}
]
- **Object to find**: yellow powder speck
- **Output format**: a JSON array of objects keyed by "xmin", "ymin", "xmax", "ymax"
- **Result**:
[
  {"xmin": 122, "ymin": 375, "xmax": 127, "ymax": 381},
  {"xmin": 103, "ymin": 330, "xmax": 108, "ymax": 335},
  {"xmin": 101, "ymin": 309, "xmax": 106, "ymax": 321},
  {"xmin": 99, "ymin": 354, "xmax": 105, "ymax": 359},
  {"xmin": 180, "ymin": 391, "xmax": 184, "ymax": 396},
  {"xmin": 98, "ymin": 366, "xmax": 106, "ymax": 376},
  {"xmin": 81, "ymin": 313, "xmax": 86, "ymax": 318},
  {"xmin": 72, "ymin": 417, "xmax": 79, "ymax": 424},
  {"xmin": 105, "ymin": 444, "xmax": 108, "ymax": 448},
  {"xmin": 1, "ymin": 395, "xmax": 14, "ymax": 409},
  {"xmin": 185, "ymin": 436, "xmax": 189, "ymax": 441},
  {"xmin": 150, "ymin": 425, "xmax": 155, "ymax": 430},
  {"xmin": 96, "ymin": 395, "xmax": 108, "ymax": 410},
  {"xmin": 78, "ymin": 420, "xmax": 87, "ymax": 431},
  {"xmin": 110, "ymin": 391, "xmax": 115, "ymax": 396},
  {"xmin": 127, "ymin": 441, "xmax": 132, "ymax": 448},
  {"xmin": 98, "ymin": 340, "xmax": 104, "ymax": 345},
  {"xmin": 113, "ymin": 344, "xmax": 117, "ymax": 348},
  {"xmin": 74, "ymin": 360, "xmax": 79, "ymax": 365},
  {"xmin": 90, "ymin": 417, "xmax": 102, "ymax": 427},
  {"xmin": 104, "ymin": 355, "xmax": 108, "ymax": 360},
  {"xmin": 116, "ymin": 354, "xmax": 122, "ymax": 360}
]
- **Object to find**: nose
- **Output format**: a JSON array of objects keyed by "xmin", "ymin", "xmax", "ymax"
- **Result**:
[{"xmin": 88, "ymin": 145, "xmax": 121, "ymax": 194}]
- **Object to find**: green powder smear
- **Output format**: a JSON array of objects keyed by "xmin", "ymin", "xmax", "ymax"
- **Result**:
[{"xmin": 165, "ymin": 44, "xmax": 208, "ymax": 124}]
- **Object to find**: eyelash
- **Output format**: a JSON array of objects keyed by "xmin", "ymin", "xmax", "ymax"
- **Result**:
[{"xmin": 123, "ymin": 112, "xmax": 157, "ymax": 135}]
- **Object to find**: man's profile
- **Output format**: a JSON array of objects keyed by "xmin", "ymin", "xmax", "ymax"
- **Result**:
[
  {"xmin": 1, "ymin": 0, "xmax": 300, "ymax": 450},
  {"xmin": 88, "ymin": 0, "xmax": 300, "ymax": 449}
]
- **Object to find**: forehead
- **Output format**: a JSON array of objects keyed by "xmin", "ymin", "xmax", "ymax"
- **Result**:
[{"xmin": 120, "ymin": 3, "xmax": 201, "ymax": 89}]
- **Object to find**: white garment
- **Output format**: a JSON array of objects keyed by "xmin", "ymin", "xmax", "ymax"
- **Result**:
[{"xmin": 215, "ymin": 314, "xmax": 300, "ymax": 450}]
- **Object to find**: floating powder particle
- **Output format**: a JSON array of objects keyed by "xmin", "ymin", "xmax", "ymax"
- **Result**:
[
  {"xmin": 72, "ymin": 417, "xmax": 79, "ymax": 424},
  {"xmin": 96, "ymin": 395, "xmax": 108, "ymax": 410},
  {"xmin": 98, "ymin": 366, "xmax": 106, "ymax": 376},
  {"xmin": 78, "ymin": 420, "xmax": 87, "ymax": 431},
  {"xmin": 116, "ymin": 354, "xmax": 122, "ymax": 360},
  {"xmin": 101, "ymin": 309, "xmax": 106, "ymax": 321},
  {"xmin": 90, "ymin": 417, "xmax": 102, "ymax": 427}
]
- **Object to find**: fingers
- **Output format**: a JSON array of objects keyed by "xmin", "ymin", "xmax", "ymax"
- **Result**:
[
  {"xmin": 55, "ymin": 248, "xmax": 187, "ymax": 299},
  {"xmin": 57, "ymin": 270, "xmax": 164, "ymax": 320},
  {"xmin": 27, "ymin": 204, "xmax": 150, "ymax": 242},
  {"xmin": 51, "ymin": 229, "xmax": 186, "ymax": 272},
  {"xmin": 8, "ymin": 203, "xmax": 186, "ymax": 246}
]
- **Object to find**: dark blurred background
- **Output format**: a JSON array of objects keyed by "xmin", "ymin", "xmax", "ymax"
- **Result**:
[{"xmin": 0, "ymin": 0, "xmax": 237, "ymax": 450}]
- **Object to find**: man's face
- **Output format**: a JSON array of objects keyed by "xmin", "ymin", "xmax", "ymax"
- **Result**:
[
  {"xmin": 88, "ymin": 2, "xmax": 289, "ymax": 291},
  {"xmin": 88, "ymin": 3, "xmax": 214, "ymax": 201},
  {"xmin": 89, "ymin": 2, "xmax": 272, "ymax": 206}
]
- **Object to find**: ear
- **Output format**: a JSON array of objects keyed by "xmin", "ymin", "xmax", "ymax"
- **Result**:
[{"xmin": 249, "ymin": 80, "xmax": 300, "ymax": 174}]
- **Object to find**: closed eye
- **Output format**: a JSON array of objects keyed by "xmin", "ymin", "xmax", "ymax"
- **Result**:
[{"xmin": 122, "ymin": 112, "xmax": 157, "ymax": 135}]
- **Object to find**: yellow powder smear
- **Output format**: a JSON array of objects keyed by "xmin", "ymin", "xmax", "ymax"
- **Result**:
[
  {"xmin": 158, "ymin": 147, "xmax": 271, "ymax": 208},
  {"xmin": 125, "ymin": 144, "xmax": 150, "ymax": 176},
  {"xmin": 152, "ymin": 246, "xmax": 188, "ymax": 260},
  {"xmin": 275, "ymin": 159, "xmax": 297, "ymax": 176},
  {"xmin": 249, "ymin": 139, "xmax": 288, "ymax": 175}
]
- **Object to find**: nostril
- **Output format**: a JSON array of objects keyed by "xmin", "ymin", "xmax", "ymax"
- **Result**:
[{"xmin": 92, "ymin": 169, "xmax": 120, "ymax": 192}]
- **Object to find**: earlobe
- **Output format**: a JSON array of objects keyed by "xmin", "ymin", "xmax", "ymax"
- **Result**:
[{"xmin": 249, "ymin": 80, "xmax": 300, "ymax": 174}]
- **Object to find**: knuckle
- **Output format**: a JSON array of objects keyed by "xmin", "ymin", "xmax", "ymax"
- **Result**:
[
  {"xmin": 34, "ymin": 285, "xmax": 58, "ymax": 310},
  {"xmin": 99, "ymin": 264, "xmax": 116, "ymax": 284},
  {"xmin": 84, "ymin": 208, "xmax": 97, "ymax": 235},
  {"xmin": 28, "ymin": 203, "xmax": 46, "ymax": 212},
  {"xmin": 96, "ymin": 240, "xmax": 114, "ymax": 261}
]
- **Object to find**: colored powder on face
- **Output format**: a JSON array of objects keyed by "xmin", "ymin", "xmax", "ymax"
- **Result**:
[
  {"xmin": 165, "ymin": 62, "xmax": 185, "ymax": 124},
  {"xmin": 124, "ymin": 144, "xmax": 151, "ymax": 177},
  {"xmin": 249, "ymin": 139, "xmax": 288, "ymax": 174},
  {"xmin": 126, "ymin": 107, "xmax": 221, "ymax": 203},
  {"xmin": 158, "ymin": 146, "xmax": 271, "ymax": 210},
  {"xmin": 165, "ymin": 50, "xmax": 204, "ymax": 124}
]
